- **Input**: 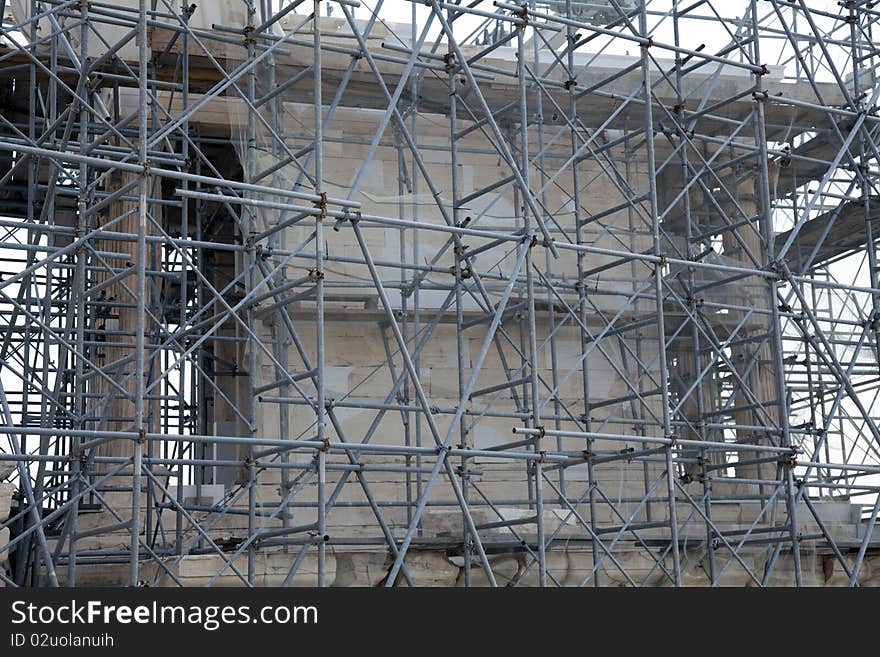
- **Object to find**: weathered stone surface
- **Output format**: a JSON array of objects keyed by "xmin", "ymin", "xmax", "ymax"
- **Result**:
[
  {"xmin": 331, "ymin": 551, "xmax": 391, "ymax": 587},
  {"xmin": 0, "ymin": 483, "xmax": 12, "ymax": 522}
]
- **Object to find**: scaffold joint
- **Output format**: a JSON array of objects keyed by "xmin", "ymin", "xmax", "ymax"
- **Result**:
[{"xmin": 315, "ymin": 192, "xmax": 328, "ymax": 218}]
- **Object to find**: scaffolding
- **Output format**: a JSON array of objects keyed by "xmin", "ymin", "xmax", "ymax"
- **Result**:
[{"xmin": 0, "ymin": 0, "xmax": 879, "ymax": 587}]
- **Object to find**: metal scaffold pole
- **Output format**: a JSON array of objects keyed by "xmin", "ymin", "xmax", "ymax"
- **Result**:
[{"xmin": 0, "ymin": 0, "xmax": 878, "ymax": 587}]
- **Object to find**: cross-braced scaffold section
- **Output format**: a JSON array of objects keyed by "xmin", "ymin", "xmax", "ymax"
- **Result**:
[{"xmin": 0, "ymin": 0, "xmax": 878, "ymax": 587}]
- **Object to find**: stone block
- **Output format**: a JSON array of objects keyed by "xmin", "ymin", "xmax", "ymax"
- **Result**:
[{"xmin": 0, "ymin": 483, "xmax": 13, "ymax": 521}]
